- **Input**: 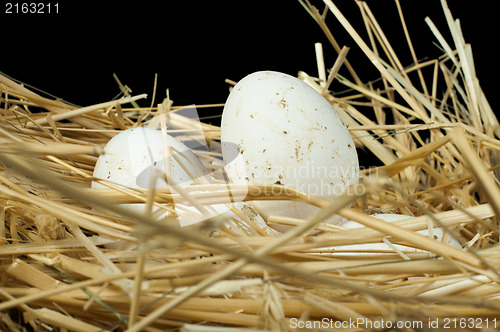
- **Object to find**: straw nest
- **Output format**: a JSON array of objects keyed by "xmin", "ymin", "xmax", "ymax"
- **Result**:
[{"xmin": 1, "ymin": 1, "xmax": 500, "ymax": 331}]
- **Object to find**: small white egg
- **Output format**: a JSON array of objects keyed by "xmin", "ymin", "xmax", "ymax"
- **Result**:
[
  {"xmin": 221, "ymin": 71, "xmax": 359, "ymax": 226},
  {"xmin": 92, "ymin": 127, "xmax": 211, "ymax": 225}
]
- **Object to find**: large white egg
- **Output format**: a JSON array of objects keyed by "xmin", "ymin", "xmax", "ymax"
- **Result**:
[
  {"xmin": 221, "ymin": 71, "xmax": 359, "ymax": 225},
  {"xmin": 92, "ymin": 127, "xmax": 212, "ymax": 226}
]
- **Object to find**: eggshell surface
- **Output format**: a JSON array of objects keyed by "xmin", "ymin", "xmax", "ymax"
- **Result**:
[
  {"xmin": 221, "ymin": 71, "xmax": 359, "ymax": 223},
  {"xmin": 92, "ymin": 127, "xmax": 211, "ymax": 225},
  {"xmin": 92, "ymin": 128, "xmax": 208, "ymax": 190}
]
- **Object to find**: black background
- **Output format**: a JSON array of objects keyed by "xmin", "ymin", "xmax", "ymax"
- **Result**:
[{"xmin": 2, "ymin": 1, "xmax": 498, "ymax": 165}]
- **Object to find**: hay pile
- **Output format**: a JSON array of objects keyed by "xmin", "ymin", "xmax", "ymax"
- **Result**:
[{"xmin": 0, "ymin": 0, "xmax": 499, "ymax": 331}]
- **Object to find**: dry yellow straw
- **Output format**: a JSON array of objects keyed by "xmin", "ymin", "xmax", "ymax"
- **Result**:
[
  {"xmin": 450, "ymin": 129, "xmax": 500, "ymax": 220},
  {"xmin": 32, "ymin": 94, "xmax": 147, "ymax": 126},
  {"xmin": 1, "ymin": 0, "xmax": 499, "ymax": 329}
]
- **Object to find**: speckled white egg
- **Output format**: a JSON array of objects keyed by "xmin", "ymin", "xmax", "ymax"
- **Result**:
[
  {"xmin": 92, "ymin": 127, "xmax": 210, "ymax": 224},
  {"xmin": 221, "ymin": 71, "xmax": 359, "ymax": 224}
]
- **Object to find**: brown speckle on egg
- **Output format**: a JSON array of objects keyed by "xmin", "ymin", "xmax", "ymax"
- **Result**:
[{"xmin": 278, "ymin": 97, "xmax": 287, "ymax": 109}]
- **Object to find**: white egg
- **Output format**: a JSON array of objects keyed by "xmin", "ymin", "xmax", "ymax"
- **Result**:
[
  {"xmin": 92, "ymin": 127, "xmax": 275, "ymax": 232},
  {"xmin": 337, "ymin": 214, "xmax": 462, "ymax": 254},
  {"xmin": 92, "ymin": 127, "xmax": 212, "ymax": 226},
  {"xmin": 221, "ymin": 71, "xmax": 359, "ymax": 226}
]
